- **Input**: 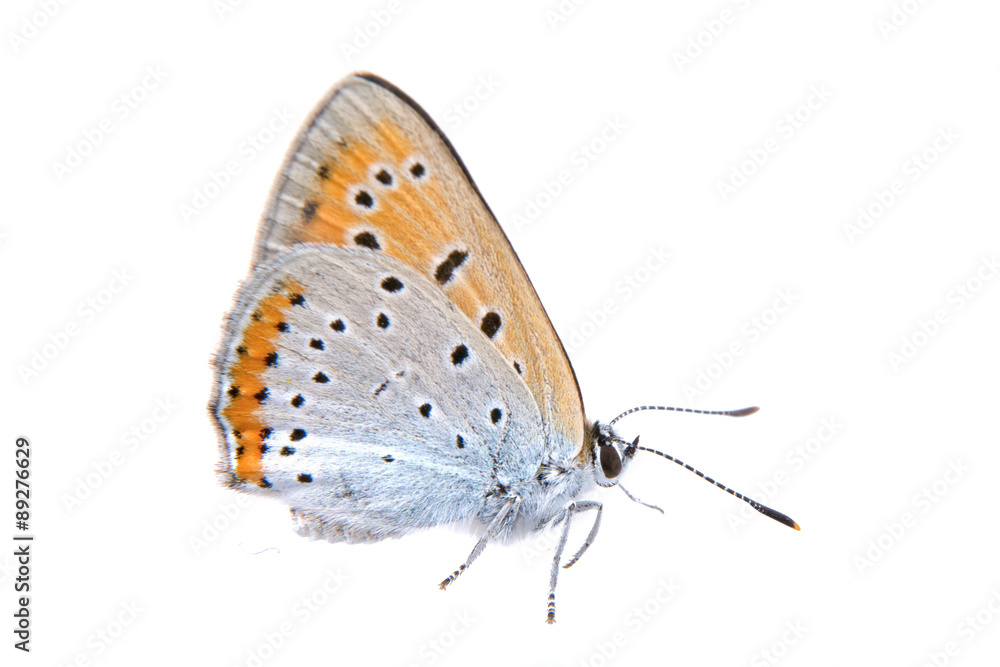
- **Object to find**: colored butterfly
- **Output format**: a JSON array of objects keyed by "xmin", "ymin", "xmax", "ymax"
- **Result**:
[{"xmin": 210, "ymin": 73, "xmax": 799, "ymax": 623}]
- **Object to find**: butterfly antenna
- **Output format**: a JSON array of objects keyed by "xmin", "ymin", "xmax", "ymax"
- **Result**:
[
  {"xmin": 612, "ymin": 437, "xmax": 800, "ymax": 531},
  {"xmin": 609, "ymin": 404, "xmax": 759, "ymax": 426}
]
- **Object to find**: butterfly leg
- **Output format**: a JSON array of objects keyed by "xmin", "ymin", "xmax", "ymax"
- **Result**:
[
  {"xmin": 547, "ymin": 500, "xmax": 602, "ymax": 624},
  {"xmin": 439, "ymin": 496, "xmax": 520, "ymax": 591},
  {"xmin": 562, "ymin": 501, "xmax": 604, "ymax": 569},
  {"xmin": 619, "ymin": 483, "xmax": 664, "ymax": 514}
]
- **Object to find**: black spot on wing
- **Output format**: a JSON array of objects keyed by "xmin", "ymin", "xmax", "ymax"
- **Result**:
[
  {"xmin": 451, "ymin": 344, "xmax": 469, "ymax": 366},
  {"xmin": 381, "ymin": 276, "xmax": 404, "ymax": 293},
  {"xmin": 354, "ymin": 232, "xmax": 380, "ymax": 249},
  {"xmin": 435, "ymin": 250, "xmax": 469, "ymax": 285},
  {"xmin": 481, "ymin": 312, "xmax": 501, "ymax": 339},
  {"xmin": 302, "ymin": 201, "xmax": 318, "ymax": 222}
]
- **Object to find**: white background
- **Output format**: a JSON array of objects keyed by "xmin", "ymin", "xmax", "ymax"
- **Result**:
[{"xmin": 2, "ymin": 1, "xmax": 999, "ymax": 665}]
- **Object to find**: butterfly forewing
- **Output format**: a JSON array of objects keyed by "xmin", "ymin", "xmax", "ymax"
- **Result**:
[{"xmin": 250, "ymin": 73, "xmax": 586, "ymax": 460}]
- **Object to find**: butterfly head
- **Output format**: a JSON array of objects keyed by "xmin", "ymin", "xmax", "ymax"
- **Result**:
[{"xmin": 590, "ymin": 422, "xmax": 638, "ymax": 487}]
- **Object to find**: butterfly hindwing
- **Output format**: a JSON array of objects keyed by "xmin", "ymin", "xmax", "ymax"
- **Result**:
[
  {"xmin": 213, "ymin": 246, "xmax": 545, "ymax": 542},
  {"xmin": 252, "ymin": 73, "xmax": 586, "ymax": 462}
]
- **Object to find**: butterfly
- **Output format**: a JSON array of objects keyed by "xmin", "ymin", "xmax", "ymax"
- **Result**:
[{"xmin": 209, "ymin": 73, "xmax": 799, "ymax": 623}]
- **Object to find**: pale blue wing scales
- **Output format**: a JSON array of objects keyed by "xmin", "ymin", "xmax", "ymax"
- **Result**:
[{"xmin": 217, "ymin": 246, "xmax": 544, "ymax": 543}]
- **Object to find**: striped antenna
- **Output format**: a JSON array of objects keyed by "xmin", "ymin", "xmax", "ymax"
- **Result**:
[
  {"xmin": 609, "ymin": 404, "xmax": 759, "ymax": 426},
  {"xmin": 613, "ymin": 438, "xmax": 800, "ymax": 531}
]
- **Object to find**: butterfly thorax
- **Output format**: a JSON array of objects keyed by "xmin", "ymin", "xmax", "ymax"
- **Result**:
[{"xmin": 475, "ymin": 421, "xmax": 597, "ymax": 541}]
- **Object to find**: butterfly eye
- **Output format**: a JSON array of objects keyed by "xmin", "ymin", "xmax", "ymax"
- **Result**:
[{"xmin": 599, "ymin": 444, "xmax": 622, "ymax": 479}]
